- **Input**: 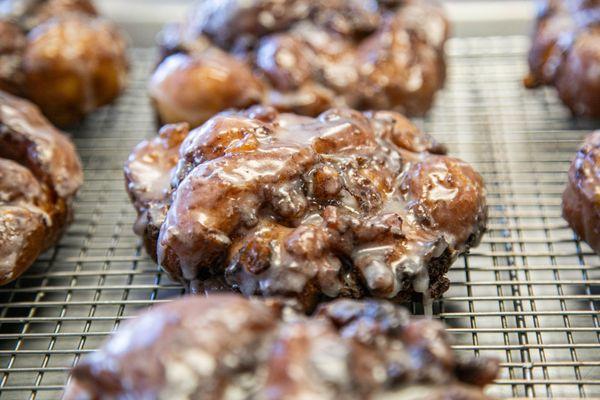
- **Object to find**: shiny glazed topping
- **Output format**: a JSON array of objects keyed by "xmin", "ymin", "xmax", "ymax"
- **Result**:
[
  {"xmin": 150, "ymin": 0, "xmax": 448, "ymax": 127},
  {"xmin": 125, "ymin": 107, "xmax": 487, "ymax": 310},
  {"xmin": 563, "ymin": 130, "xmax": 600, "ymax": 253},
  {"xmin": 0, "ymin": 90, "xmax": 83, "ymax": 285},
  {"xmin": 0, "ymin": 0, "xmax": 128, "ymax": 125},
  {"xmin": 62, "ymin": 295, "xmax": 499, "ymax": 400},
  {"xmin": 525, "ymin": 0, "xmax": 600, "ymax": 117}
]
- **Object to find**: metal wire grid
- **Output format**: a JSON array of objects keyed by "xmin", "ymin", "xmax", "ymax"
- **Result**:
[{"xmin": 0, "ymin": 36, "xmax": 598, "ymax": 399}]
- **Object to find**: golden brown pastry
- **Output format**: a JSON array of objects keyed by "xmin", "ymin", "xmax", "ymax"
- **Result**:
[
  {"xmin": 150, "ymin": 0, "xmax": 449, "ymax": 128},
  {"xmin": 525, "ymin": 0, "xmax": 600, "ymax": 117},
  {"xmin": 149, "ymin": 51, "xmax": 265, "ymax": 129},
  {"xmin": 563, "ymin": 131, "xmax": 600, "ymax": 253},
  {"xmin": 0, "ymin": 0, "xmax": 128, "ymax": 125},
  {"xmin": 125, "ymin": 106, "xmax": 486, "ymax": 311},
  {"xmin": 0, "ymin": 20, "xmax": 26, "ymax": 94},
  {"xmin": 0, "ymin": 90, "xmax": 83, "ymax": 285},
  {"xmin": 62, "ymin": 295, "xmax": 499, "ymax": 400}
]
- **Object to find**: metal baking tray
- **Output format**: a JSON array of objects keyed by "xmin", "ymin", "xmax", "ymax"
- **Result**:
[{"xmin": 1, "ymin": 36, "xmax": 599, "ymax": 399}]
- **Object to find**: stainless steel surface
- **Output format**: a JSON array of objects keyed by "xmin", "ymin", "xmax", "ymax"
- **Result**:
[{"xmin": 1, "ymin": 36, "xmax": 599, "ymax": 399}]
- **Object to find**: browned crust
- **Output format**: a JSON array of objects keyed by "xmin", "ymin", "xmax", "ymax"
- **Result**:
[
  {"xmin": 0, "ymin": 0, "xmax": 128, "ymax": 125},
  {"xmin": 562, "ymin": 131, "xmax": 600, "ymax": 253},
  {"xmin": 0, "ymin": 91, "xmax": 82, "ymax": 285},
  {"xmin": 525, "ymin": 1, "xmax": 600, "ymax": 117},
  {"xmin": 149, "ymin": 0, "xmax": 449, "ymax": 128},
  {"xmin": 63, "ymin": 295, "xmax": 498, "ymax": 399},
  {"xmin": 125, "ymin": 106, "xmax": 486, "ymax": 311}
]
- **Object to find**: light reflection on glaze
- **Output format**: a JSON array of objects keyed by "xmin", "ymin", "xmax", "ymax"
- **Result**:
[
  {"xmin": 525, "ymin": 0, "xmax": 600, "ymax": 117},
  {"xmin": 563, "ymin": 130, "xmax": 600, "ymax": 254},
  {"xmin": 150, "ymin": 0, "xmax": 449, "ymax": 128},
  {"xmin": 0, "ymin": 91, "xmax": 82, "ymax": 196},
  {"xmin": 125, "ymin": 106, "xmax": 487, "ymax": 311},
  {"xmin": 0, "ymin": 0, "xmax": 128, "ymax": 125},
  {"xmin": 62, "ymin": 295, "xmax": 499, "ymax": 400},
  {"xmin": 0, "ymin": 91, "xmax": 82, "ymax": 285}
]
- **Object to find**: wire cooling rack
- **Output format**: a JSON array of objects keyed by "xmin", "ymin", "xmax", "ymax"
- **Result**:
[{"xmin": 1, "ymin": 36, "xmax": 599, "ymax": 399}]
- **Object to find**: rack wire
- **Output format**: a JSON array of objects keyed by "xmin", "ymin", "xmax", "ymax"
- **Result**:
[{"xmin": 0, "ymin": 36, "xmax": 599, "ymax": 399}]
